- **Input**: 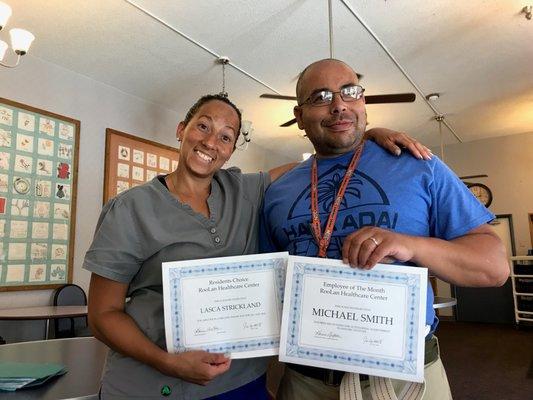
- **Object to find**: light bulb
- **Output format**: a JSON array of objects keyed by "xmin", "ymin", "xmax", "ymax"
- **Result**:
[
  {"xmin": 9, "ymin": 28, "xmax": 35, "ymax": 55},
  {"xmin": 0, "ymin": 40, "xmax": 7, "ymax": 60},
  {"xmin": 0, "ymin": 2, "xmax": 12, "ymax": 30},
  {"xmin": 241, "ymin": 120, "xmax": 252, "ymax": 134}
]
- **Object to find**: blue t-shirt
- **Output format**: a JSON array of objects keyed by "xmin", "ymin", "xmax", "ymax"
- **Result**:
[{"xmin": 260, "ymin": 141, "xmax": 494, "ymax": 332}]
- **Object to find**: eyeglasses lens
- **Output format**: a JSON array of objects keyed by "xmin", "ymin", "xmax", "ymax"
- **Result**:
[
  {"xmin": 310, "ymin": 91, "xmax": 332, "ymax": 105},
  {"xmin": 308, "ymin": 85, "xmax": 363, "ymax": 106}
]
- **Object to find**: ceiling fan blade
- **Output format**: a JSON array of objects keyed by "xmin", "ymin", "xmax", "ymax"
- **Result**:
[
  {"xmin": 459, "ymin": 174, "xmax": 488, "ymax": 180},
  {"xmin": 265, "ymin": 92, "xmax": 416, "ymax": 127},
  {"xmin": 260, "ymin": 93, "xmax": 297, "ymax": 101},
  {"xmin": 280, "ymin": 118, "xmax": 297, "ymax": 127},
  {"xmin": 365, "ymin": 93, "xmax": 416, "ymax": 104},
  {"xmin": 261, "ymin": 92, "xmax": 415, "ymax": 104}
]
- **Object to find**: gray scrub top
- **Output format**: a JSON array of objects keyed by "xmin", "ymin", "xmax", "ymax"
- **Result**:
[{"xmin": 83, "ymin": 168, "xmax": 271, "ymax": 399}]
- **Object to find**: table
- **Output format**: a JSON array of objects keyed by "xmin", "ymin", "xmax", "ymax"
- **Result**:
[
  {"xmin": 0, "ymin": 337, "xmax": 107, "ymax": 399},
  {"xmin": 0, "ymin": 306, "xmax": 88, "ymax": 339},
  {"xmin": 433, "ymin": 296, "xmax": 457, "ymax": 309}
]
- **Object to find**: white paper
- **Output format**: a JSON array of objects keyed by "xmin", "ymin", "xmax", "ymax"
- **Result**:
[
  {"xmin": 163, "ymin": 252, "xmax": 288, "ymax": 359},
  {"xmin": 279, "ymin": 256, "xmax": 427, "ymax": 382}
]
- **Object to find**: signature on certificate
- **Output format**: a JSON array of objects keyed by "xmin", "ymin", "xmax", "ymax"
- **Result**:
[
  {"xmin": 194, "ymin": 326, "xmax": 223, "ymax": 335},
  {"xmin": 314, "ymin": 330, "xmax": 341, "ymax": 340},
  {"xmin": 243, "ymin": 321, "xmax": 262, "ymax": 331},
  {"xmin": 363, "ymin": 336, "xmax": 383, "ymax": 347}
]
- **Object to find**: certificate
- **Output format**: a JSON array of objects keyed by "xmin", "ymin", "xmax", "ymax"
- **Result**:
[
  {"xmin": 162, "ymin": 252, "xmax": 287, "ymax": 359},
  {"xmin": 279, "ymin": 256, "xmax": 427, "ymax": 382}
]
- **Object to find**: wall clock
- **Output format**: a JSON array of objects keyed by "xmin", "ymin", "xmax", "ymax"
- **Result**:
[{"xmin": 466, "ymin": 183, "xmax": 492, "ymax": 207}]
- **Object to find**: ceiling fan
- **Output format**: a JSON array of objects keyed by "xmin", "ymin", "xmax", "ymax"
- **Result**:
[
  {"xmin": 260, "ymin": 92, "xmax": 416, "ymax": 127},
  {"xmin": 260, "ymin": 0, "xmax": 416, "ymax": 127}
]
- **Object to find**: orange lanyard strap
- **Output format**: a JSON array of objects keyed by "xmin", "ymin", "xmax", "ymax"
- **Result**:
[{"xmin": 310, "ymin": 143, "xmax": 364, "ymax": 258}]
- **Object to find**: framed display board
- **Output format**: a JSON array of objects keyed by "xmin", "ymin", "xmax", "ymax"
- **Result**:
[
  {"xmin": 0, "ymin": 97, "xmax": 79, "ymax": 291},
  {"xmin": 104, "ymin": 128, "xmax": 179, "ymax": 203}
]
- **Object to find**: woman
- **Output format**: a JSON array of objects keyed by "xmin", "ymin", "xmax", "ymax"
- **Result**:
[{"xmin": 84, "ymin": 94, "xmax": 431, "ymax": 399}]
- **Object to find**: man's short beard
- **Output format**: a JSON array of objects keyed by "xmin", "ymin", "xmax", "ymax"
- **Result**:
[{"xmin": 311, "ymin": 130, "xmax": 364, "ymax": 158}]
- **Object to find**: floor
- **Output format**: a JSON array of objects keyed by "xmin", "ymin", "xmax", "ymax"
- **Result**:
[
  {"xmin": 266, "ymin": 321, "xmax": 533, "ymax": 399},
  {"xmin": 436, "ymin": 321, "xmax": 533, "ymax": 400}
]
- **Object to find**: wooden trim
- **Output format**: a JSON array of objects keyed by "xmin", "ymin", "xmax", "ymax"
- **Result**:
[
  {"xmin": 495, "ymin": 214, "xmax": 517, "ymax": 256},
  {"xmin": 67, "ymin": 119, "xmax": 81, "ymax": 285},
  {"xmin": 106, "ymin": 128, "xmax": 178, "ymax": 153},
  {"xmin": 0, "ymin": 97, "xmax": 80, "ymax": 126},
  {"xmin": 0, "ymin": 283, "xmax": 65, "ymax": 292},
  {"xmin": 529, "ymin": 213, "xmax": 533, "ymax": 249}
]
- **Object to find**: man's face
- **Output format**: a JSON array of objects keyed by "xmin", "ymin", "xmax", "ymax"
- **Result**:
[{"xmin": 294, "ymin": 60, "xmax": 367, "ymax": 158}]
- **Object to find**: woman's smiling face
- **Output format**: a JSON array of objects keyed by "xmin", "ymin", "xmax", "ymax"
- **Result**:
[{"xmin": 177, "ymin": 99, "xmax": 239, "ymax": 179}]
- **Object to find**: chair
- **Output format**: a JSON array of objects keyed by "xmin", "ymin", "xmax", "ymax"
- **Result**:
[{"xmin": 53, "ymin": 284, "xmax": 88, "ymax": 338}]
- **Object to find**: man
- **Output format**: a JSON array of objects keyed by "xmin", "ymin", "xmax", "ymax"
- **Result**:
[{"xmin": 260, "ymin": 59, "xmax": 509, "ymax": 399}]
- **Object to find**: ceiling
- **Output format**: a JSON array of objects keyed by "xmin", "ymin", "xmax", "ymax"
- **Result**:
[{"xmin": 3, "ymin": 0, "xmax": 533, "ymax": 159}]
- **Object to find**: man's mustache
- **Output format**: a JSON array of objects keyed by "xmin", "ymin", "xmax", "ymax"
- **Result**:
[{"xmin": 322, "ymin": 113, "xmax": 362, "ymax": 127}]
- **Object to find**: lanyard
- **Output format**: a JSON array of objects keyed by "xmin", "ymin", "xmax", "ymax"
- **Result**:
[{"xmin": 310, "ymin": 143, "xmax": 364, "ymax": 258}]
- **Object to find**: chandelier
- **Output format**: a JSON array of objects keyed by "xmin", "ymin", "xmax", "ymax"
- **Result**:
[{"xmin": 0, "ymin": 1, "xmax": 35, "ymax": 68}]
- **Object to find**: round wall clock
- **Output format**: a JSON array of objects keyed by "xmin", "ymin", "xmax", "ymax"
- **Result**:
[{"xmin": 467, "ymin": 183, "xmax": 492, "ymax": 207}]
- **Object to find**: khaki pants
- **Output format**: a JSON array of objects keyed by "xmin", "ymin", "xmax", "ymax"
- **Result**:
[{"xmin": 277, "ymin": 338, "xmax": 452, "ymax": 400}]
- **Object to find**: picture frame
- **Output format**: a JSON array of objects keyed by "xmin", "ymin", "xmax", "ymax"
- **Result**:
[
  {"xmin": 490, "ymin": 214, "xmax": 517, "ymax": 258},
  {"xmin": 0, "ymin": 97, "xmax": 80, "ymax": 291},
  {"xmin": 103, "ymin": 128, "xmax": 179, "ymax": 204}
]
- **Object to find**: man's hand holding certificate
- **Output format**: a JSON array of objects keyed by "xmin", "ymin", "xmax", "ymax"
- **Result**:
[{"xmin": 279, "ymin": 256, "xmax": 427, "ymax": 382}]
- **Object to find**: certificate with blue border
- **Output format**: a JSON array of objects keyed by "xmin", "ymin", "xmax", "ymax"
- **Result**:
[
  {"xmin": 162, "ymin": 252, "xmax": 287, "ymax": 359},
  {"xmin": 279, "ymin": 256, "xmax": 427, "ymax": 382}
]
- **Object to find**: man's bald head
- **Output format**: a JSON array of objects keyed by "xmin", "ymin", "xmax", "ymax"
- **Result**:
[{"xmin": 295, "ymin": 59, "xmax": 359, "ymax": 104}]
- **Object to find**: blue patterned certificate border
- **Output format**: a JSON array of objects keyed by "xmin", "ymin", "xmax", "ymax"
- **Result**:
[
  {"xmin": 165, "ymin": 255, "xmax": 286, "ymax": 354},
  {"xmin": 284, "ymin": 261, "xmax": 424, "ymax": 376}
]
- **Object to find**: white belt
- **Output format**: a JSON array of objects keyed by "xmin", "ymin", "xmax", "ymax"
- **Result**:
[{"xmin": 340, "ymin": 373, "xmax": 425, "ymax": 400}]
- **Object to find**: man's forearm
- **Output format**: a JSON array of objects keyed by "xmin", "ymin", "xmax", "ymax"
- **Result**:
[
  {"xmin": 410, "ymin": 229, "xmax": 509, "ymax": 287},
  {"xmin": 342, "ymin": 224, "xmax": 509, "ymax": 288}
]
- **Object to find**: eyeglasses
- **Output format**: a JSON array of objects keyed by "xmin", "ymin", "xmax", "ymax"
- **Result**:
[{"xmin": 299, "ymin": 85, "xmax": 365, "ymax": 107}]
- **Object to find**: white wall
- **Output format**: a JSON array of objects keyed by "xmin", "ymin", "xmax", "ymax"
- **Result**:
[
  {"xmin": 0, "ymin": 56, "xmax": 290, "ymax": 341},
  {"xmin": 432, "ymin": 132, "xmax": 533, "ymax": 316},
  {"xmin": 436, "ymin": 132, "xmax": 533, "ymax": 255}
]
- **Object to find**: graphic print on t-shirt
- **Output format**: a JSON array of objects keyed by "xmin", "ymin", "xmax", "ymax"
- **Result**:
[{"xmin": 281, "ymin": 163, "xmax": 398, "ymax": 257}]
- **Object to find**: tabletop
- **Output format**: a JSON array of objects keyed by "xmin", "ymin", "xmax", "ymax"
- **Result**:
[
  {"xmin": 0, "ymin": 336, "xmax": 107, "ymax": 399},
  {"xmin": 0, "ymin": 306, "xmax": 88, "ymax": 320}
]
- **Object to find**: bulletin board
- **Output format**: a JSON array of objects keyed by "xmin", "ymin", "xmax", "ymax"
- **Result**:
[
  {"xmin": 0, "ymin": 97, "xmax": 79, "ymax": 291},
  {"xmin": 103, "ymin": 128, "xmax": 179, "ymax": 203}
]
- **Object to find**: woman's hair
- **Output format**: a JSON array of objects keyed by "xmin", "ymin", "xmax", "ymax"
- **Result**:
[{"xmin": 183, "ymin": 94, "xmax": 242, "ymax": 147}]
